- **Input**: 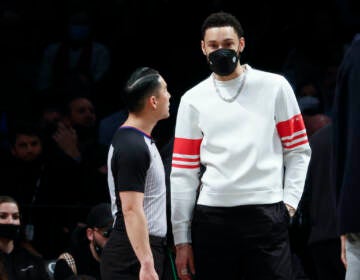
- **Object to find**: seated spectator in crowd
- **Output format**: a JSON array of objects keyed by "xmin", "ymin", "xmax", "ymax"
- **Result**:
[
  {"xmin": 37, "ymin": 10, "xmax": 110, "ymax": 96},
  {"xmin": 1, "ymin": 120, "xmax": 87, "ymax": 259},
  {"xmin": 297, "ymin": 83, "xmax": 331, "ymax": 137},
  {"xmin": 0, "ymin": 195, "xmax": 50, "ymax": 280},
  {"xmin": 1, "ymin": 121, "xmax": 46, "ymax": 247},
  {"xmin": 39, "ymin": 95, "xmax": 109, "ymax": 205},
  {"xmin": 59, "ymin": 95, "xmax": 109, "ymax": 204},
  {"xmin": 61, "ymin": 95, "xmax": 98, "ymax": 159},
  {"xmin": 54, "ymin": 203, "xmax": 113, "ymax": 280}
]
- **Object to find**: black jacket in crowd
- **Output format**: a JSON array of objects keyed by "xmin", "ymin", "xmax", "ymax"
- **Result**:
[{"xmin": 0, "ymin": 246, "xmax": 50, "ymax": 280}]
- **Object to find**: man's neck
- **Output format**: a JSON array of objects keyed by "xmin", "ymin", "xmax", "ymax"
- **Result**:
[
  {"xmin": 123, "ymin": 114, "xmax": 156, "ymax": 136},
  {"xmin": 214, "ymin": 63, "xmax": 245, "ymax": 81}
]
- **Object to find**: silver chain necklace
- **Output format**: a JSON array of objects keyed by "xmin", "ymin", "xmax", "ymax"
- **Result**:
[{"xmin": 212, "ymin": 72, "xmax": 247, "ymax": 103}]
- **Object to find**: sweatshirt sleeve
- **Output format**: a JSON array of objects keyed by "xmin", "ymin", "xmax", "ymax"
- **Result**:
[
  {"xmin": 170, "ymin": 97, "xmax": 203, "ymax": 245},
  {"xmin": 275, "ymin": 77, "xmax": 311, "ymax": 209}
]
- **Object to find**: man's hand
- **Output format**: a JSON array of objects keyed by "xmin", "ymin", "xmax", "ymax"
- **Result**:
[
  {"xmin": 285, "ymin": 203, "xmax": 296, "ymax": 217},
  {"xmin": 340, "ymin": 235, "xmax": 347, "ymax": 269},
  {"xmin": 53, "ymin": 122, "xmax": 81, "ymax": 159},
  {"xmin": 175, "ymin": 243, "xmax": 195, "ymax": 280}
]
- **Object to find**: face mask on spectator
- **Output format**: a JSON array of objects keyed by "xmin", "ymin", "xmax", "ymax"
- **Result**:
[
  {"xmin": 68, "ymin": 24, "xmax": 90, "ymax": 42},
  {"xmin": 0, "ymin": 224, "xmax": 20, "ymax": 240}
]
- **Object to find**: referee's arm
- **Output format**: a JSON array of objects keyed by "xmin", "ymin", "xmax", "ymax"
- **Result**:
[{"xmin": 120, "ymin": 191, "xmax": 159, "ymax": 280}]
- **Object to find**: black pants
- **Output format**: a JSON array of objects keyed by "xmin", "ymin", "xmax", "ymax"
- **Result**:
[
  {"xmin": 100, "ymin": 230, "xmax": 166, "ymax": 280},
  {"xmin": 192, "ymin": 201, "xmax": 293, "ymax": 280}
]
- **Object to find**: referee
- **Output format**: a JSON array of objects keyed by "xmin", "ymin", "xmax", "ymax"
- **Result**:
[{"xmin": 101, "ymin": 67, "xmax": 171, "ymax": 280}]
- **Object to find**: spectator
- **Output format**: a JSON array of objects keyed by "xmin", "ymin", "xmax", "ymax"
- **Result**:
[
  {"xmin": 54, "ymin": 203, "xmax": 113, "ymax": 280},
  {"xmin": 332, "ymin": 20, "xmax": 360, "ymax": 280},
  {"xmin": 37, "ymin": 10, "xmax": 110, "ymax": 98},
  {"xmin": 0, "ymin": 195, "xmax": 50, "ymax": 280},
  {"xmin": 304, "ymin": 124, "xmax": 345, "ymax": 280},
  {"xmin": 59, "ymin": 95, "xmax": 109, "ymax": 205},
  {"xmin": 1, "ymin": 120, "xmax": 87, "ymax": 259}
]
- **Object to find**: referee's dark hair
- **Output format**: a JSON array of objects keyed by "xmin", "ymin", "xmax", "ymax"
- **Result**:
[{"xmin": 124, "ymin": 67, "xmax": 161, "ymax": 113}]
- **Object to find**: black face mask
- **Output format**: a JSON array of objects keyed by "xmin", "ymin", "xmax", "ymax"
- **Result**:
[
  {"xmin": 208, "ymin": 48, "xmax": 239, "ymax": 76},
  {"xmin": 0, "ymin": 224, "xmax": 21, "ymax": 240}
]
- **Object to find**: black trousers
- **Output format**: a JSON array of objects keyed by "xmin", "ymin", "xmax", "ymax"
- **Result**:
[
  {"xmin": 192, "ymin": 201, "xmax": 293, "ymax": 280},
  {"xmin": 100, "ymin": 230, "xmax": 166, "ymax": 280}
]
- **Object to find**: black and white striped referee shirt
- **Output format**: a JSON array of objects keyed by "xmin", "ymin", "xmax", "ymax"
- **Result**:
[{"xmin": 107, "ymin": 126, "xmax": 167, "ymax": 237}]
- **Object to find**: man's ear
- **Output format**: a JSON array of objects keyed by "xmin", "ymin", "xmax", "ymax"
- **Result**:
[
  {"xmin": 239, "ymin": 37, "xmax": 245, "ymax": 53},
  {"xmin": 149, "ymin": 96, "xmax": 157, "ymax": 109},
  {"xmin": 201, "ymin": 40, "xmax": 206, "ymax": 56},
  {"xmin": 86, "ymin": 228, "xmax": 94, "ymax": 241}
]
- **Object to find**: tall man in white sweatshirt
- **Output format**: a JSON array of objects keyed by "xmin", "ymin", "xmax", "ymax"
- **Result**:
[{"xmin": 170, "ymin": 11, "xmax": 311, "ymax": 280}]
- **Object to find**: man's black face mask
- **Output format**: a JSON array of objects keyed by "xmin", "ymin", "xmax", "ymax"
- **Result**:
[{"xmin": 208, "ymin": 48, "xmax": 239, "ymax": 76}]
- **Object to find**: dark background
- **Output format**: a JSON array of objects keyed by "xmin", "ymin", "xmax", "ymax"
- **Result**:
[{"xmin": 1, "ymin": 0, "xmax": 358, "ymax": 121}]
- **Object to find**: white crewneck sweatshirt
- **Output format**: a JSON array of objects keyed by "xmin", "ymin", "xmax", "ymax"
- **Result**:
[{"xmin": 170, "ymin": 65, "xmax": 311, "ymax": 245}]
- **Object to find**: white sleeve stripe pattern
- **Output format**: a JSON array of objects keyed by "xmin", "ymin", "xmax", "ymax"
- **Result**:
[
  {"xmin": 172, "ymin": 153, "xmax": 200, "ymax": 159},
  {"xmin": 282, "ymin": 135, "xmax": 308, "ymax": 147},
  {"xmin": 172, "ymin": 160, "xmax": 200, "ymax": 166},
  {"xmin": 280, "ymin": 129, "xmax": 307, "ymax": 141}
]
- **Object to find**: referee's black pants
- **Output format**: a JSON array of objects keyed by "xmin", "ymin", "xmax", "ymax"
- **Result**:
[
  {"xmin": 192, "ymin": 201, "xmax": 294, "ymax": 280},
  {"xmin": 101, "ymin": 230, "xmax": 166, "ymax": 280}
]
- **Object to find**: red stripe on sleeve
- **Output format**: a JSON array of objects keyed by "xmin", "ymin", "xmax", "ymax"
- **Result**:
[
  {"xmin": 276, "ymin": 114, "xmax": 306, "ymax": 138},
  {"xmin": 173, "ymin": 138, "xmax": 202, "ymax": 156}
]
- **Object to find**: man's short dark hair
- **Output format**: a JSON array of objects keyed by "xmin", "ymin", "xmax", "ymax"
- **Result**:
[
  {"xmin": 201, "ymin": 11, "xmax": 244, "ymax": 39},
  {"xmin": 124, "ymin": 67, "xmax": 161, "ymax": 113},
  {"xmin": 8, "ymin": 121, "xmax": 42, "ymax": 146}
]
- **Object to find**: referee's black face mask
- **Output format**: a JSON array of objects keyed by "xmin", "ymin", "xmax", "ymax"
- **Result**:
[{"xmin": 208, "ymin": 48, "xmax": 239, "ymax": 76}]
